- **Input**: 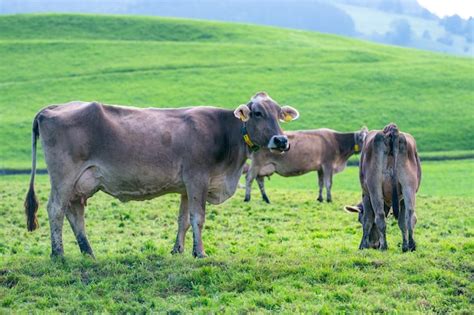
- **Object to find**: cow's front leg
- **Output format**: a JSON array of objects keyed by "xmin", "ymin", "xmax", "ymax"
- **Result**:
[
  {"xmin": 322, "ymin": 166, "xmax": 333, "ymax": 202},
  {"xmin": 244, "ymin": 168, "xmax": 257, "ymax": 202},
  {"xmin": 186, "ymin": 180, "xmax": 208, "ymax": 258},
  {"xmin": 172, "ymin": 194, "xmax": 190, "ymax": 254}
]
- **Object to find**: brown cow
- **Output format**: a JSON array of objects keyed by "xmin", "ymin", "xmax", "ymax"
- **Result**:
[
  {"xmin": 344, "ymin": 123, "xmax": 421, "ymax": 252},
  {"xmin": 244, "ymin": 127, "xmax": 368, "ymax": 203},
  {"xmin": 24, "ymin": 92, "xmax": 299, "ymax": 258}
]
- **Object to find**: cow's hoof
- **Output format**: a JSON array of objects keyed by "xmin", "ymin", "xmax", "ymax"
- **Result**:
[
  {"xmin": 409, "ymin": 241, "xmax": 416, "ymax": 252},
  {"xmin": 171, "ymin": 245, "xmax": 184, "ymax": 255},
  {"xmin": 379, "ymin": 244, "xmax": 388, "ymax": 251},
  {"xmin": 50, "ymin": 253, "xmax": 65, "ymax": 262},
  {"xmin": 244, "ymin": 197, "xmax": 250, "ymax": 202},
  {"xmin": 262, "ymin": 195, "xmax": 270, "ymax": 204},
  {"xmin": 317, "ymin": 197, "xmax": 323, "ymax": 202},
  {"xmin": 193, "ymin": 251, "xmax": 208, "ymax": 259},
  {"xmin": 326, "ymin": 199, "xmax": 332, "ymax": 203}
]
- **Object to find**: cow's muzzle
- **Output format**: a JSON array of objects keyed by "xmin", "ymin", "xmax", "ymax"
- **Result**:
[{"xmin": 268, "ymin": 135, "xmax": 290, "ymax": 153}]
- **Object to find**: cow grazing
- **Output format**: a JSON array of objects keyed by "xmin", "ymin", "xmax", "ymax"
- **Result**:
[
  {"xmin": 344, "ymin": 123, "xmax": 421, "ymax": 252},
  {"xmin": 24, "ymin": 92, "xmax": 299, "ymax": 258},
  {"xmin": 244, "ymin": 127, "xmax": 368, "ymax": 203}
]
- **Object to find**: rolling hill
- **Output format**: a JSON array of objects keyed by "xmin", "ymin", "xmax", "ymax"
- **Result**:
[{"xmin": 0, "ymin": 14, "xmax": 473, "ymax": 168}]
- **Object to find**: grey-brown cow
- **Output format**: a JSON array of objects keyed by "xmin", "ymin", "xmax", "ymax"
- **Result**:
[
  {"xmin": 24, "ymin": 92, "xmax": 299, "ymax": 258},
  {"xmin": 344, "ymin": 123, "xmax": 421, "ymax": 252},
  {"xmin": 244, "ymin": 127, "xmax": 368, "ymax": 203}
]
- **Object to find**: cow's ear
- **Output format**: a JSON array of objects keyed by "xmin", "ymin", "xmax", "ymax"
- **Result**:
[
  {"xmin": 234, "ymin": 104, "xmax": 251, "ymax": 122},
  {"xmin": 344, "ymin": 205, "xmax": 361, "ymax": 214},
  {"xmin": 280, "ymin": 106, "xmax": 299, "ymax": 122}
]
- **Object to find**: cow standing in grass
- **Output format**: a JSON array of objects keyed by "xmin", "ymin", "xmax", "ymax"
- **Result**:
[
  {"xmin": 24, "ymin": 92, "xmax": 299, "ymax": 258},
  {"xmin": 345, "ymin": 123, "xmax": 421, "ymax": 252},
  {"xmin": 244, "ymin": 127, "xmax": 368, "ymax": 203}
]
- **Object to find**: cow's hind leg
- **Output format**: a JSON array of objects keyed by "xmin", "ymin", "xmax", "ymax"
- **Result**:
[
  {"xmin": 398, "ymin": 200, "xmax": 409, "ymax": 252},
  {"xmin": 47, "ymin": 193, "xmax": 65, "ymax": 258},
  {"xmin": 317, "ymin": 170, "xmax": 324, "ymax": 202},
  {"xmin": 402, "ymin": 187, "xmax": 417, "ymax": 251},
  {"xmin": 65, "ymin": 200, "xmax": 94, "ymax": 257},
  {"xmin": 360, "ymin": 194, "xmax": 374, "ymax": 250},
  {"xmin": 370, "ymin": 193, "xmax": 388, "ymax": 251},
  {"xmin": 256, "ymin": 176, "xmax": 270, "ymax": 204},
  {"xmin": 172, "ymin": 194, "xmax": 190, "ymax": 254}
]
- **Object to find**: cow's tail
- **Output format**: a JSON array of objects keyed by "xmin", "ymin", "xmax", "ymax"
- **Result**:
[
  {"xmin": 384, "ymin": 123, "xmax": 400, "ymax": 219},
  {"xmin": 25, "ymin": 114, "xmax": 40, "ymax": 231}
]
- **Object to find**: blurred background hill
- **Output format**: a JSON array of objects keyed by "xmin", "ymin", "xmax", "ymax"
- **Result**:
[{"xmin": 1, "ymin": 0, "xmax": 472, "ymax": 56}]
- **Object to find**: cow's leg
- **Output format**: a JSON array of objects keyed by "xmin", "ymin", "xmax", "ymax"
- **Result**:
[
  {"xmin": 186, "ymin": 181, "xmax": 208, "ymax": 258},
  {"xmin": 360, "ymin": 194, "xmax": 374, "ymax": 249},
  {"xmin": 244, "ymin": 168, "xmax": 257, "ymax": 202},
  {"xmin": 398, "ymin": 199, "xmax": 409, "ymax": 252},
  {"xmin": 256, "ymin": 176, "xmax": 270, "ymax": 204},
  {"xmin": 65, "ymin": 200, "xmax": 94, "ymax": 257},
  {"xmin": 47, "ymin": 193, "xmax": 65, "ymax": 257},
  {"xmin": 369, "ymin": 189, "xmax": 387, "ymax": 251},
  {"xmin": 402, "ymin": 187, "xmax": 417, "ymax": 251},
  {"xmin": 317, "ymin": 170, "xmax": 324, "ymax": 202},
  {"xmin": 171, "ymin": 194, "xmax": 190, "ymax": 254},
  {"xmin": 322, "ymin": 166, "xmax": 333, "ymax": 202}
]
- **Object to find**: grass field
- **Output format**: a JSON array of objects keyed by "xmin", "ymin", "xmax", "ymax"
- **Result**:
[
  {"xmin": 1, "ymin": 160, "xmax": 473, "ymax": 313},
  {"xmin": 0, "ymin": 14, "xmax": 473, "ymax": 168},
  {"xmin": 0, "ymin": 14, "xmax": 473, "ymax": 313}
]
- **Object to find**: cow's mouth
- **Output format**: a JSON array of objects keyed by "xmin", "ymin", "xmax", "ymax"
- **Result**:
[{"xmin": 269, "ymin": 143, "xmax": 290, "ymax": 154}]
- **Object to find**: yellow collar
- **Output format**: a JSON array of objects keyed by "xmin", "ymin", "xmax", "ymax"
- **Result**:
[{"xmin": 241, "ymin": 124, "xmax": 260, "ymax": 152}]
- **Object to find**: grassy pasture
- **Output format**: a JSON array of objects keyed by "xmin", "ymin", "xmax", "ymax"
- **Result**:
[
  {"xmin": 0, "ymin": 14, "xmax": 473, "ymax": 168},
  {"xmin": 1, "ymin": 160, "xmax": 473, "ymax": 313},
  {"xmin": 0, "ymin": 14, "xmax": 473, "ymax": 313}
]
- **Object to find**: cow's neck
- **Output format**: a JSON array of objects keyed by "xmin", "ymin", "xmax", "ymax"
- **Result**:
[
  {"xmin": 226, "ymin": 111, "xmax": 253, "ymax": 160},
  {"xmin": 334, "ymin": 132, "xmax": 356, "ymax": 161}
]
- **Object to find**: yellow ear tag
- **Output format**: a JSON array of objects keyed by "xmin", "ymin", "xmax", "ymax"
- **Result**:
[
  {"xmin": 283, "ymin": 113, "xmax": 293, "ymax": 122},
  {"xmin": 240, "ymin": 113, "xmax": 245, "ymax": 121},
  {"xmin": 354, "ymin": 144, "xmax": 360, "ymax": 152}
]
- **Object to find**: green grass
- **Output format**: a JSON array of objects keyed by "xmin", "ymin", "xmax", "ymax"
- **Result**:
[
  {"xmin": 1, "ymin": 14, "xmax": 473, "ymax": 313},
  {"xmin": 0, "ymin": 14, "xmax": 473, "ymax": 168},
  {"xmin": 1, "ymin": 159, "xmax": 473, "ymax": 313}
]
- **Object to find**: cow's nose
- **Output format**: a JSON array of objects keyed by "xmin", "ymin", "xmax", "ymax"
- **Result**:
[
  {"xmin": 274, "ymin": 136, "xmax": 287, "ymax": 148},
  {"xmin": 269, "ymin": 135, "xmax": 289, "ymax": 151}
]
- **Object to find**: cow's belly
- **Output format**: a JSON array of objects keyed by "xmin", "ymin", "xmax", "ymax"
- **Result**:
[
  {"xmin": 74, "ymin": 163, "xmax": 184, "ymax": 202},
  {"xmin": 276, "ymin": 164, "xmax": 313, "ymax": 177}
]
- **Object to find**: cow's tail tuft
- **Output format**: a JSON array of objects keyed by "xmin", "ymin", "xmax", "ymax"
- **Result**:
[
  {"xmin": 384, "ymin": 123, "xmax": 399, "ymax": 219},
  {"xmin": 25, "ymin": 115, "xmax": 40, "ymax": 231}
]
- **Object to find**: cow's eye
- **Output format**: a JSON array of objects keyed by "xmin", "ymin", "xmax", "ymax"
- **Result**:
[{"xmin": 254, "ymin": 111, "xmax": 263, "ymax": 118}]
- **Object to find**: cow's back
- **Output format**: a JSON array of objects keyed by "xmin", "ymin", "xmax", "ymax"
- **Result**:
[{"xmin": 37, "ymin": 102, "xmax": 246, "ymax": 203}]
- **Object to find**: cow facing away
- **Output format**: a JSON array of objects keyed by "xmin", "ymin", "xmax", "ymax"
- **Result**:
[
  {"xmin": 24, "ymin": 92, "xmax": 299, "ymax": 258},
  {"xmin": 244, "ymin": 127, "xmax": 368, "ymax": 203},
  {"xmin": 344, "ymin": 123, "xmax": 421, "ymax": 252}
]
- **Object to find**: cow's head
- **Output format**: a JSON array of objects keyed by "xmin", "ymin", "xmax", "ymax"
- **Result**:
[
  {"xmin": 344, "ymin": 203, "xmax": 380, "ymax": 249},
  {"xmin": 354, "ymin": 126, "xmax": 368, "ymax": 153},
  {"xmin": 234, "ymin": 92, "xmax": 299, "ymax": 152}
]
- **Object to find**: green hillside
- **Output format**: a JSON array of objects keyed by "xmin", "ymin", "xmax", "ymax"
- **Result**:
[{"xmin": 0, "ymin": 14, "xmax": 473, "ymax": 168}]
